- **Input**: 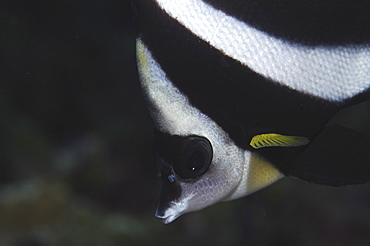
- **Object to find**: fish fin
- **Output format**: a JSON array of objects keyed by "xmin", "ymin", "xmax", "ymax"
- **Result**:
[
  {"xmin": 250, "ymin": 133, "xmax": 309, "ymax": 149},
  {"xmin": 290, "ymin": 125, "xmax": 370, "ymax": 186}
]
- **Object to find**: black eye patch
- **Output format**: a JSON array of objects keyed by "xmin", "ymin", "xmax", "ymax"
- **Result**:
[
  {"xmin": 174, "ymin": 136, "xmax": 213, "ymax": 178},
  {"xmin": 154, "ymin": 131, "xmax": 213, "ymax": 179}
]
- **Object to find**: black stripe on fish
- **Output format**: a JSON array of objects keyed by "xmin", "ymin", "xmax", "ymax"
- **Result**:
[
  {"xmin": 203, "ymin": 0, "xmax": 370, "ymax": 46},
  {"xmin": 291, "ymin": 124, "xmax": 370, "ymax": 186}
]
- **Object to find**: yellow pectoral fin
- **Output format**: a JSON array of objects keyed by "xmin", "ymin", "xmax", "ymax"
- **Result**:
[
  {"xmin": 250, "ymin": 133, "xmax": 309, "ymax": 149},
  {"xmin": 246, "ymin": 153, "xmax": 283, "ymax": 194}
]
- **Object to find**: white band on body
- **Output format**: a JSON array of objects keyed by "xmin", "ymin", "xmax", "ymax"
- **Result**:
[{"xmin": 155, "ymin": 0, "xmax": 370, "ymax": 101}]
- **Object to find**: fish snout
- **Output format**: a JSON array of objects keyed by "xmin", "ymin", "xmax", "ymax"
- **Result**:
[{"xmin": 155, "ymin": 201, "xmax": 186, "ymax": 224}]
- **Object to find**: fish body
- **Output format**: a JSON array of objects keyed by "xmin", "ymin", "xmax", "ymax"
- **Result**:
[{"xmin": 133, "ymin": 0, "xmax": 370, "ymax": 223}]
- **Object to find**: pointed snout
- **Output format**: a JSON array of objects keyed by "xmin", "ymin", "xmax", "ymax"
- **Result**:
[{"xmin": 155, "ymin": 201, "xmax": 186, "ymax": 224}]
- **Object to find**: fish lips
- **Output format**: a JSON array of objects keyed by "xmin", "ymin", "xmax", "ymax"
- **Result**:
[{"xmin": 155, "ymin": 201, "xmax": 186, "ymax": 224}]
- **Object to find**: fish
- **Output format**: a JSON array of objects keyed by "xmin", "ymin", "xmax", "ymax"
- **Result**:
[{"xmin": 133, "ymin": 0, "xmax": 370, "ymax": 224}]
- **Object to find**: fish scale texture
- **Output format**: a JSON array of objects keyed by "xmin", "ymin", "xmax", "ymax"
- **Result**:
[{"xmin": 155, "ymin": 0, "xmax": 370, "ymax": 101}]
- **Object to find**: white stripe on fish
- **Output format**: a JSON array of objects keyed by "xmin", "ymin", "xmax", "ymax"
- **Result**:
[{"xmin": 155, "ymin": 0, "xmax": 370, "ymax": 101}]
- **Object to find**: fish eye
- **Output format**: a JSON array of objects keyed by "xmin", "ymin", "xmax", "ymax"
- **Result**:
[{"xmin": 174, "ymin": 136, "xmax": 213, "ymax": 178}]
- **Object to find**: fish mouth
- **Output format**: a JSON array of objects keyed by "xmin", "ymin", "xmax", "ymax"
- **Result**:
[
  {"xmin": 156, "ymin": 214, "xmax": 178, "ymax": 224},
  {"xmin": 155, "ymin": 202, "xmax": 186, "ymax": 224}
]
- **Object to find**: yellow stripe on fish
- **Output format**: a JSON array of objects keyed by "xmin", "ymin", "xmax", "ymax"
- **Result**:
[{"xmin": 250, "ymin": 133, "xmax": 310, "ymax": 149}]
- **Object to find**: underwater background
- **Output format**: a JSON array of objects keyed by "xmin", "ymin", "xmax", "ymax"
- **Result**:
[{"xmin": 1, "ymin": 0, "xmax": 370, "ymax": 245}]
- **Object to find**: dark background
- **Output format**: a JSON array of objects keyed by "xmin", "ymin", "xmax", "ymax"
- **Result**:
[{"xmin": 1, "ymin": 1, "xmax": 370, "ymax": 245}]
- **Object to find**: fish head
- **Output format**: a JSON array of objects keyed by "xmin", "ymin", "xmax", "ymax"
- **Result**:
[
  {"xmin": 153, "ymin": 132, "xmax": 245, "ymax": 224},
  {"xmin": 136, "ymin": 40, "xmax": 246, "ymax": 223},
  {"xmin": 136, "ymin": 39, "xmax": 282, "ymax": 223}
]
